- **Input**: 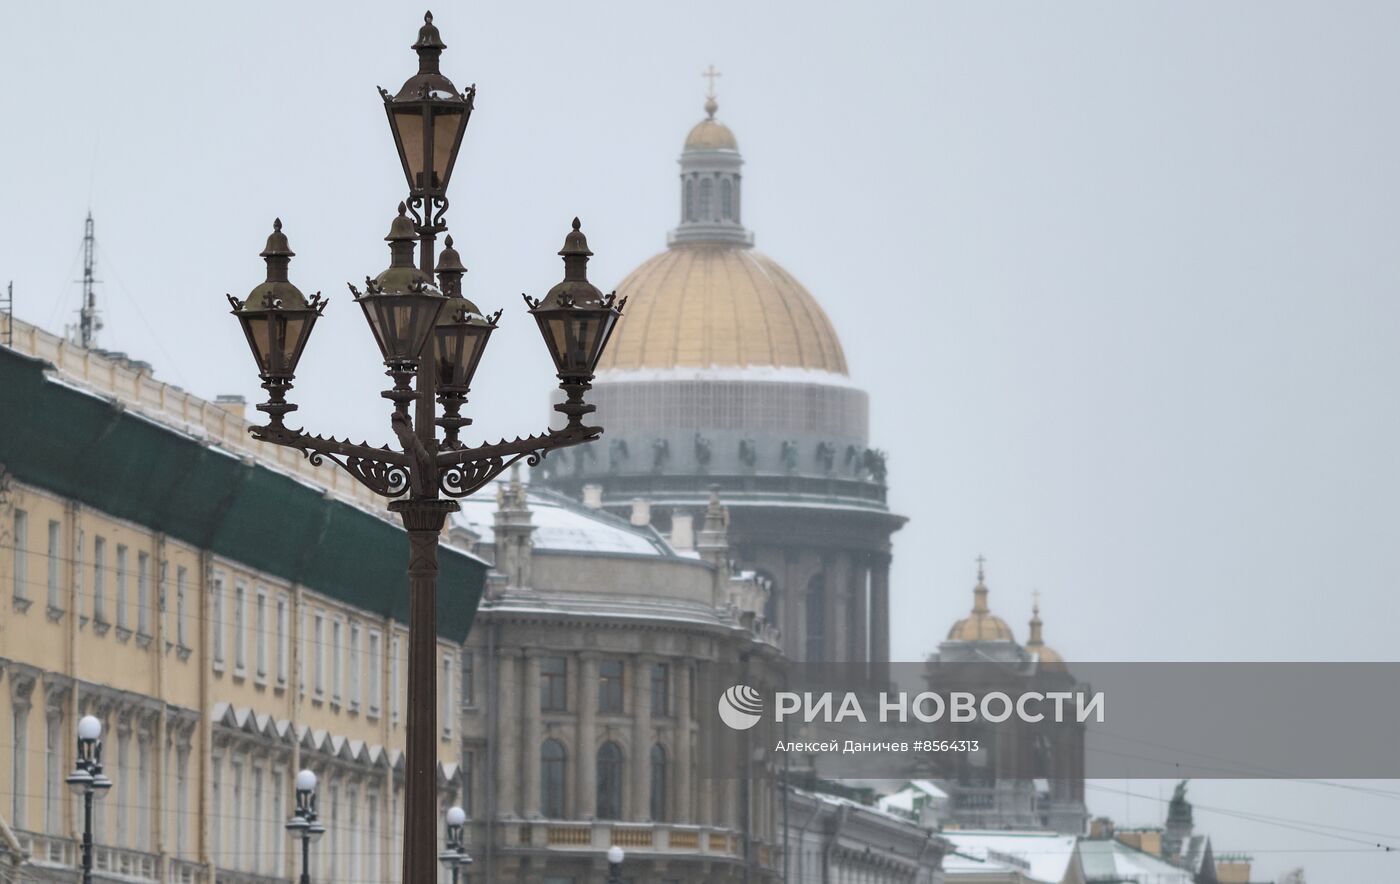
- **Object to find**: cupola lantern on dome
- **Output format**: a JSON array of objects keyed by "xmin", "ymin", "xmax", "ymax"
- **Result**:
[
  {"xmin": 672, "ymin": 68, "xmax": 751, "ymax": 247},
  {"xmin": 946, "ymin": 557, "xmax": 1015, "ymax": 643}
]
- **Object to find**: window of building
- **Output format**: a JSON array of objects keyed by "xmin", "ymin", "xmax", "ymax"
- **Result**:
[
  {"xmin": 331, "ymin": 618, "xmax": 343, "ymax": 702},
  {"xmin": 462, "ymin": 651, "xmax": 474, "ymax": 707},
  {"xmin": 10, "ymin": 705, "xmax": 26, "ymax": 827},
  {"xmin": 230, "ymin": 759, "xmax": 243, "ymax": 860},
  {"xmin": 92, "ymin": 535, "xmax": 106, "ymax": 623},
  {"xmin": 541, "ymin": 656, "xmax": 567, "ymax": 712},
  {"xmin": 684, "ymin": 179, "xmax": 695, "ymax": 222},
  {"xmin": 313, "ymin": 611, "xmax": 325, "ymax": 696},
  {"xmin": 721, "ymin": 178, "xmax": 733, "ymax": 220},
  {"xmin": 650, "ymin": 743, "xmax": 668, "ymax": 821},
  {"xmin": 461, "ymin": 751, "xmax": 473, "ymax": 817},
  {"xmin": 255, "ymin": 589, "xmax": 268, "ymax": 680},
  {"xmin": 45, "ymin": 712, "xmax": 61, "ymax": 833},
  {"xmin": 349, "ymin": 623, "xmax": 361, "ymax": 710},
  {"xmin": 115, "ymin": 544, "xmax": 129, "ymax": 632},
  {"xmin": 699, "ymin": 178, "xmax": 713, "ymax": 220},
  {"xmin": 176, "ymin": 566, "xmax": 188, "ymax": 648},
  {"xmin": 137, "ymin": 551, "xmax": 151, "ymax": 636},
  {"xmin": 541, "ymin": 739, "xmax": 567, "ymax": 818},
  {"xmin": 595, "ymin": 741, "xmax": 624, "ymax": 820},
  {"xmin": 233, "ymin": 582, "xmax": 247, "ymax": 671},
  {"xmin": 368, "ymin": 630, "xmax": 382, "ymax": 717},
  {"xmin": 176, "ymin": 747, "xmax": 190, "ymax": 856},
  {"xmin": 599, "ymin": 659, "xmax": 624, "ymax": 713},
  {"xmin": 651, "ymin": 663, "xmax": 670, "ymax": 717},
  {"xmin": 391, "ymin": 635, "xmax": 402, "ymax": 722},
  {"xmin": 10, "ymin": 508, "xmax": 26, "ymax": 605},
  {"xmin": 73, "ymin": 529, "xmax": 84, "ymax": 618},
  {"xmin": 805, "ymin": 573, "xmax": 826, "ymax": 661},
  {"xmin": 276, "ymin": 595, "xmax": 288, "ymax": 684},
  {"xmin": 211, "ymin": 572, "xmax": 225, "ymax": 666},
  {"xmin": 47, "ymin": 519, "xmax": 62, "ymax": 613},
  {"xmin": 441, "ymin": 653, "xmax": 453, "ymax": 737},
  {"xmin": 209, "ymin": 755, "xmax": 221, "ymax": 857}
]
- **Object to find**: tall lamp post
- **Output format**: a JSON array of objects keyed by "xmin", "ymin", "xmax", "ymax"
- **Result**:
[
  {"xmin": 284, "ymin": 770, "xmax": 326, "ymax": 884},
  {"xmin": 65, "ymin": 715, "xmax": 112, "ymax": 884},
  {"xmin": 226, "ymin": 12, "xmax": 624, "ymax": 884},
  {"xmin": 438, "ymin": 806, "xmax": 472, "ymax": 884}
]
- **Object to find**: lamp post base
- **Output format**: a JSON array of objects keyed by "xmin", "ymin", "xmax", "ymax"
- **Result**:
[{"xmin": 389, "ymin": 497, "xmax": 460, "ymax": 884}]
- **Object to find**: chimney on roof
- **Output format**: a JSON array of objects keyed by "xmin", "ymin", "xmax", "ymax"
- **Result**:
[
  {"xmin": 629, "ymin": 498, "xmax": 651, "ymax": 527},
  {"xmin": 582, "ymin": 483, "xmax": 603, "ymax": 509},
  {"xmin": 670, "ymin": 513, "xmax": 694, "ymax": 550},
  {"xmin": 215, "ymin": 394, "xmax": 247, "ymax": 420}
]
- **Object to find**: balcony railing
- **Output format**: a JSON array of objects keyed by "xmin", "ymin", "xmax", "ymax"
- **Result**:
[
  {"xmin": 12, "ymin": 829, "xmax": 193, "ymax": 882},
  {"xmin": 496, "ymin": 820, "xmax": 779, "ymax": 865}
]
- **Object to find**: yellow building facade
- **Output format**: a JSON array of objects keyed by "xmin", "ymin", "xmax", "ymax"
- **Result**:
[{"xmin": 0, "ymin": 316, "xmax": 486, "ymax": 883}]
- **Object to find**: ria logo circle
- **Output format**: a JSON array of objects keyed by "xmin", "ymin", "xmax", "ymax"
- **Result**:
[{"xmin": 718, "ymin": 685, "xmax": 764, "ymax": 730}]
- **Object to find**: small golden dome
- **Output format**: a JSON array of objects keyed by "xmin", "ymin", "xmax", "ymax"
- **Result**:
[
  {"xmin": 685, "ymin": 118, "xmax": 738, "ymax": 151},
  {"xmin": 946, "ymin": 563, "xmax": 1015, "ymax": 642},
  {"xmin": 596, "ymin": 244, "xmax": 848, "ymax": 374},
  {"xmin": 1025, "ymin": 595, "xmax": 1067, "ymax": 670}
]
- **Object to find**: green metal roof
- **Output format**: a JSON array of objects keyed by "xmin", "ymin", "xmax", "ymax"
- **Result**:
[{"xmin": 0, "ymin": 346, "xmax": 484, "ymax": 642}]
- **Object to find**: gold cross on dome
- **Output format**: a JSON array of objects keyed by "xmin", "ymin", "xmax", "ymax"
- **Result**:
[{"xmin": 702, "ymin": 65, "xmax": 722, "ymax": 99}]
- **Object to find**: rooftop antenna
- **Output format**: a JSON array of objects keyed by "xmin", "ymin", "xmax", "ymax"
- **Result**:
[
  {"xmin": 76, "ymin": 212, "xmax": 102, "ymax": 349},
  {"xmin": 1, "ymin": 281, "xmax": 12, "ymax": 347}
]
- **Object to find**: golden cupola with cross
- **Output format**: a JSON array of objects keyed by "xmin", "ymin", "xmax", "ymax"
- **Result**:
[{"xmin": 946, "ymin": 559, "xmax": 1016, "ymax": 643}]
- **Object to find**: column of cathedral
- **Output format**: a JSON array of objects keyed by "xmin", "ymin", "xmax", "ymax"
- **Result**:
[
  {"xmin": 497, "ymin": 650, "xmax": 520, "ymax": 816},
  {"xmin": 576, "ymin": 653, "xmax": 598, "ymax": 819},
  {"xmin": 522, "ymin": 650, "xmax": 543, "ymax": 817},
  {"xmin": 629, "ymin": 655, "xmax": 650, "ymax": 818},
  {"xmin": 674, "ymin": 661, "xmax": 693, "ymax": 823},
  {"xmin": 870, "ymin": 554, "xmax": 891, "ymax": 663}
]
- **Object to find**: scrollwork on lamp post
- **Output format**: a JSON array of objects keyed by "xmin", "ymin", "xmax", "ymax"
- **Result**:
[{"xmin": 225, "ymin": 13, "xmax": 623, "ymax": 884}]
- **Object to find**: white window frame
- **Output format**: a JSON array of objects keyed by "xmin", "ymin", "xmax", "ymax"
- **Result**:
[
  {"xmin": 441, "ymin": 652, "xmax": 454, "ymax": 739},
  {"xmin": 115, "ymin": 544, "xmax": 129, "ymax": 632},
  {"xmin": 176, "ymin": 566, "xmax": 188, "ymax": 648},
  {"xmin": 10, "ymin": 508, "xmax": 27, "ymax": 604},
  {"xmin": 211, "ymin": 571, "xmax": 225, "ymax": 668},
  {"xmin": 137, "ymin": 550, "xmax": 151, "ymax": 636},
  {"xmin": 348, "ymin": 623, "xmax": 361, "ymax": 711},
  {"xmin": 255, "ymin": 588, "xmax": 268, "ymax": 681},
  {"xmin": 92, "ymin": 535, "xmax": 106, "ymax": 623},
  {"xmin": 46, "ymin": 519, "xmax": 62, "ymax": 614},
  {"xmin": 276, "ymin": 595, "xmax": 289, "ymax": 686},
  {"xmin": 233, "ymin": 580, "xmax": 247, "ymax": 674},
  {"xmin": 331, "ymin": 617, "xmax": 343, "ymax": 703},
  {"xmin": 368, "ymin": 629, "xmax": 382, "ymax": 718},
  {"xmin": 313, "ymin": 610, "xmax": 325, "ymax": 698}
]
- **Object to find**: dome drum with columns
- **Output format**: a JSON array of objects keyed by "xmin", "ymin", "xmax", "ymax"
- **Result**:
[{"xmin": 541, "ymin": 84, "xmax": 904, "ymax": 665}]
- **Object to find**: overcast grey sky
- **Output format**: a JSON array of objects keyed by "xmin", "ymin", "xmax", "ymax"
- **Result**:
[{"xmin": 3, "ymin": 2, "xmax": 1398, "ymax": 879}]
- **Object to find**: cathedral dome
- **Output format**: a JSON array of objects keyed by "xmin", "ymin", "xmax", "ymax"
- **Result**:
[
  {"xmin": 685, "ymin": 118, "xmax": 738, "ymax": 151},
  {"xmin": 598, "ymin": 87, "xmax": 846, "ymax": 375},
  {"xmin": 1025, "ymin": 598, "xmax": 1067, "ymax": 670},
  {"xmin": 946, "ymin": 565, "xmax": 1015, "ymax": 642},
  {"xmin": 596, "ymin": 245, "xmax": 848, "ymax": 374}
]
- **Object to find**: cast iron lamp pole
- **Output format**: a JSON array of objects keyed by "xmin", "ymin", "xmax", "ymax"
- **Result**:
[
  {"xmin": 65, "ymin": 715, "xmax": 112, "ymax": 884},
  {"xmin": 285, "ymin": 770, "xmax": 326, "ymax": 884},
  {"xmin": 438, "ymin": 805, "xmax": 473, "ymax": 884},
  {"xmin": 226, "ymin": 13, "xmax": 624, "ymax": 884}
]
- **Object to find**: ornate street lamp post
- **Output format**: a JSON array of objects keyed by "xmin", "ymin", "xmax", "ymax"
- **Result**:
[
  {"xmin": 606, "ymin": 845, "xmax": 625, "ymax": 884},
  {"xmin": 227, "ymin": 12, "xmax": 623, "ymax": 884},
  {"xmin": 437, "ymin": 806, "xmax": 473, "ymax": 884},
  {"xmin": 65, "ymin": 715, "xmax": 112, "ymax": 884},
  {"xmin": 284, "ymin": 769, "xmax": 326, "ymax": 884}
]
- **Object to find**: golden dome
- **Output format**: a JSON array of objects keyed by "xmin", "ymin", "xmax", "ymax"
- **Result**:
[
  {"xmin": 596, "ymin": 244, "xmax": 848, "ymax": 374},
  {"xmin": 1025, "ymin": 597, "xmax": 1067, "ymax": 670},
  {"xmin": 946, "ymin": 565, "xmax": 1015, "ymax": 642},
  {"xmin": 685, "ymin": 118, "xmax": 738, "ymax": 151}
]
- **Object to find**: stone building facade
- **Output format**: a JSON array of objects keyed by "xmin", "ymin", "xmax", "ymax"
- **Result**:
[
  {"xmin": 449, "ymin": 475, "xmax": 789, "ymax": 884},
  {"xmin": 0, "ymin": 316, "xmax": 483, "ymax": 883}
]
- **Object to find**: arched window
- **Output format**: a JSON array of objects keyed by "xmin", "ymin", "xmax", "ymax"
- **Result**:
[
  {"xmin": 805, "ymin": 573, "xmax": 826, "ymax": 661},
  {"xmin": 596, "ymin": 741, "xmax": 624, "ymax": 820},
  {"xmin": 684, "ymin": 179, "xmax": 695, "ymax": 222},
  {"xmin": 541, "ymin": 739, "xmax": 567, "ymax": 818},
  {"xmin": 699, "ymin": 179, "xmax": 713, "ymax": 221},
  {"xmin": 721, "ymin": 178, "xmax": 733, "ymax": 220},
  {"xmin": 649, "ymin": 744, "xmax": 668, "ymax": 821}
]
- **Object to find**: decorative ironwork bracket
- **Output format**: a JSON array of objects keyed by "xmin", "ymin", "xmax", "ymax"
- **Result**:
[{"xmin": 249, "ymin": 419, "xmax": 601, "ymax": 502}]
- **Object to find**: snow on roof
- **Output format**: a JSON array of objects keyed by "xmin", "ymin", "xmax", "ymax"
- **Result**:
[
  {"xmin": 876, "ymin": 780, "xmax": 948, "ymax": 815},
  {"xmin": 454, "ymin": 484, "xmax": 673, "ymax": 557},
  {"xmin": 1076, "ymin": 838, "xmax": 1194, "ymax": 883},
  {"xmin": 941, "ymin": 831, "xmax": 1079, "ymax": 883}
]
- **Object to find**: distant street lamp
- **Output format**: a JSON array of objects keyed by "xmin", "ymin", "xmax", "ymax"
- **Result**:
[
  {"xmin": 285, "ymin": 769, "xmax": 326, "ymax": 884},
  {"xmin": 607, "ymin": 845, "xmax": 625, "ymax": 884},
  {"xmin": 65, "ymin": 715, "xmax": 112, "ymax": 884},
  {"xmin": 226, "ymin": 12, "xmax": 623, "ymax": 884},
  {"xmin": 437, "ymin": 805, "xmax": 473, "ymax": 884}
]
